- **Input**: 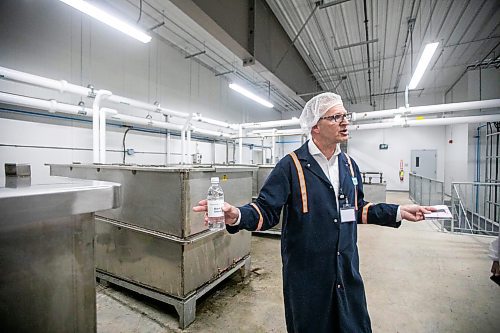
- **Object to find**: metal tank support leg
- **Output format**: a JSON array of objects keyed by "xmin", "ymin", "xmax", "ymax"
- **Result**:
[
  {"xmin": 96, "ymin": 255, "xmax": 251, "ymax": 329},
  {"xmin": 239, "ymin": 256, "xmax": 251, "ymax": 278},
  {"xmin": 175, "ymin": 296, "xmax": 197, "ymax": 329}
]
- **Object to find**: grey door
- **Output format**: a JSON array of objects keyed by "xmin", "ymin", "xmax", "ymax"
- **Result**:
[{"xmin": 411, "ymin": 149, "xmax": 437, "ymax": 179}]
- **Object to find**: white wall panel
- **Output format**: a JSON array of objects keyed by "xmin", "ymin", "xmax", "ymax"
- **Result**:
[{"xmin": 349, "ymin": 127, "xmax": 446, "ymax": 191}]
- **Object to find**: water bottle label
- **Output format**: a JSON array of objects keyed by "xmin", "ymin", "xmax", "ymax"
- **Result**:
[{"xmin": 207, "ymin": 199, "xmax": 224, "ymax": 217}]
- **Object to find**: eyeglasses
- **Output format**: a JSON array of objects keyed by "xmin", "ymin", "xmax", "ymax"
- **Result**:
[{"xmin": 319, "ymin": 113, "xmax": 352, "ymax": 123}]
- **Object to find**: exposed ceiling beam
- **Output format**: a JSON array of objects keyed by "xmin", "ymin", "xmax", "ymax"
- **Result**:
[
  {"xmin": 313, "ymin": 66, "xmax": 379, "ymax": 76},
  {"xmin": 319, "ymin": 0, "xmax": 352, "ymax": 10},
  {"xmin": 334, "ymin": 39, "xmax": 378, "ymax": 50}
]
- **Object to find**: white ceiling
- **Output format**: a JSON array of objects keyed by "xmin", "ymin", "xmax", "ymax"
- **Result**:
[
  {"xmin": 111, "ymin": 0, "xmax": 499, "ymax": 112},
  {"xmin": 266, "ymin": 0, "xmax": 500, "ymax": 106}
]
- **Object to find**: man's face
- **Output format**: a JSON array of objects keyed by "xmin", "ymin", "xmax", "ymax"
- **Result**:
[{"xmin": 312, "ymin": 104, "xmax": 350, "ymax": 144}]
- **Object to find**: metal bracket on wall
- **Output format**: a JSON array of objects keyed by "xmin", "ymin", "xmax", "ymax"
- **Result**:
[
  {"xmin": 185, "ymin": 50, "xmax": 206, "ymax": 59},
  {"xmin": 243, "ymin": 57, "xmax": 255, "ymax": 67}
]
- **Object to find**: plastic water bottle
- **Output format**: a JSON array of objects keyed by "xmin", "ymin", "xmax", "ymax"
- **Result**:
[{"xmin": 207, "ymin": 177, "xmax": 225, "ymax": 230}]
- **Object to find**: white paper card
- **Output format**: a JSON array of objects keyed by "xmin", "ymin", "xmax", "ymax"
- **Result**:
[
  {"xmin": 340, "ymin": 208, "xmax": 356, "ymax": 223},
  {"xmin": 424, "ymin": 205, "xmax": 452, "ymax": 219}
]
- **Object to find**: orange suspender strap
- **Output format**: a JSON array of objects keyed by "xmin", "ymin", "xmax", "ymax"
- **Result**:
[
  {"xmin": 250, "ymin": 203, "xmax": 264, "ymax": 231},
  {"xmin": 289, "ymin": 152, "xmax": 309, "ymax": 213},
  {"xmin": 344, "ymin": 153, "xmax": 358, "ymax": 211},
  {"xmin": 362, "ymin": 203, "xmax": 373, "ymax": 224}
]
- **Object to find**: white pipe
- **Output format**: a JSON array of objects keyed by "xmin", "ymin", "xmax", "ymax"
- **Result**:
[
  {"xmin": 0, "ymin": 92, "xmax": 93, "ymax": 115},
  {"xmin": 238, "ymin": 125, "xmax": 243, "ymax": 164},
  {"xmin": 98, "ymin": 91, "xmax": 112, "ymax": 164},
  {"xmin": 211, "ymin": 141, "xmax": 216, "ymax": 164},
  {"xmin": 187, "ymin": 129, "xmax": 192, "ymax": 163},
  {"xmin": 180, "ymin": 130, "xmax": 186, "ymax": 164},
  {"xmin": 192, "ymin": 114, "xmax": 236, "ymax": 129},
  {"xmin": 92, "ymin": 90, "xmax": 111, "ymax": 163},
  {"xmin": 242, "ymin": 118, "xmax": 300, "ymax": 129},
  {"xmin": 350, "ymin": 114, "xmax": 500, "ymax": 131},
  {"xmin": 261, "ymin": 138, "xmax": 265, "ymax": 164},
  {"xmin": 191, "ymin": 126, "xmax": 232, "ymax": 138},
  {"xmin": 106, "ymin": 95, "xmax": 189, "ymax": 118},
  {"xmin": 166, "ymin": 132, "xmax": 171, "ymax": 165},
  {"xmin": 251, "ymin": 128, "xmax": 305, "ymax": 136},
  {"xmin": 352, "ymin": 99, "xmax": 500, "ymax": 121},
  {"xmin": 109, "ymin": 114, "xmax": 183, "ymax": 131},
  {"xmin": 0, "ymin": 66, "xmax": 92, "ymax": 96},
  {"xmin": 0, "ymin": 66, "xmax": 190, "ymax": 119}
]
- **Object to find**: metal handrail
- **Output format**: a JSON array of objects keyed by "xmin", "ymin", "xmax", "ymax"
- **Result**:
[
  {"xmin": 451, "ymin": 184, "xmax": 472, "ymax": 232},
  {"xmin": 450, "ymin": 182, "xmax": 499, "ymax": 236},
  {"xmin": 409, "ymin": 173, "xmax": 444, "ymax": 206}
]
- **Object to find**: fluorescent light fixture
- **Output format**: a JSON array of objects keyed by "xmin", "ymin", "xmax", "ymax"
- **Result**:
[
  {"xmin": 408, "ymin": 42, "xmax": 439, "ymax": 89},
  {"xmin": 229, "ymin": 83, "xmax": 274, "ymax": 108},
  {"xmin": 59, "ymin": 0, "xmax": 152, "ymax": 43}
]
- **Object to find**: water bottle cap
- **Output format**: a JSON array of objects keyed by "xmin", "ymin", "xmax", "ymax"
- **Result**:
[{"xmin": 210, "ymin": 177, "xmax": 220, "ymax": 183}]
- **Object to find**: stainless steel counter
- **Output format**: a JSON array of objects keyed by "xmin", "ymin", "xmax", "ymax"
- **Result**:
[{"xmin": 0, "ymin": 176, "xmax": 120, "ymax": 333}]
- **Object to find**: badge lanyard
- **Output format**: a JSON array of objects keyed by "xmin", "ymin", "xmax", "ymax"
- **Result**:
[
  {"xmin": 345, "ymin": 154, "xmax": 358, "ymax": 211},
  {"xmin": 338, "ymin": 189, "xmax": 356, "ymax": 223},
  {"xmin": 338, "ymin": 153, "xmax": 358, "ymax": 223}
]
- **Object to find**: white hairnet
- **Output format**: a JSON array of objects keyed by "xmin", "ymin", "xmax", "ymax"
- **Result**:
[{"xmin": 299, "ymin": 92, "xmax": 343, "ymax": 133}]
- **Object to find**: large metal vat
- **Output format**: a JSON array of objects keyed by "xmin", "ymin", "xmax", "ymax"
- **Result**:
[
  {"xmin": 49, "ymin": 163, "xmax": 253, "ymax": 328},
  {"xmin": 0, "ymin": 168, "xmax": 120, "ymax": 333}
]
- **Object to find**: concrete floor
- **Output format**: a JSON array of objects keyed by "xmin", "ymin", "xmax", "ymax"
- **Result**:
[{"xmin": 96, "ymin": 192, "xmax": 499, "ymax": 332}]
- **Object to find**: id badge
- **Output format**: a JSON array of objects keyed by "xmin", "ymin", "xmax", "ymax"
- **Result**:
[
  {"xmin": 351, "ymin": 177, "xmax": 358, "ymax": 186},
  {"xmin": 340, "ymin": 205, "xmax": 356, "ymax": 223}
]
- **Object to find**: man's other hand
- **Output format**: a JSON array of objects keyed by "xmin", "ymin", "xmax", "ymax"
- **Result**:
[{"xmin": 400, "ymin": 204, "xmax": 436, "ymax": 222}]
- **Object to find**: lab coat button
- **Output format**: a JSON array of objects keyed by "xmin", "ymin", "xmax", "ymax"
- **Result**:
[
  {"xmin": 337, "ymin": 284, "xmax": 341, "ymax": 289},
  {"xmin": 306, "ymin": 163, "xmax": 310, "ymax": 167},
  {"xmin": 337, "ymin": 251, "xmax": 340, "ymax": 256},
  {"xmin": 333, "ymin": 218, "xmax": 338, "ymax": 223}
]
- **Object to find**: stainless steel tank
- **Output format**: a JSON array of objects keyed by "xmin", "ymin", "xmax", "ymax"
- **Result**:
[{"xmin": 48, "ymin": 163, "xmax": 253, "ymax": 328}]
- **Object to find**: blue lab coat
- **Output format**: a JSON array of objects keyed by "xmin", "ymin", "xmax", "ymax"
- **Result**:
[{"xmin": 227, "ymin": 141, "xmax": 399, "ymax": 332}]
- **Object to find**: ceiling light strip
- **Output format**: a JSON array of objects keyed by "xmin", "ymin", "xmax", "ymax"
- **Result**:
[
  {"xmin": 59, "ymin": 0, "xmax": 152, "ymax": 43},
  {"xmin": 229, "ymin": 83, "xmax": 274, "ymax": 108}
]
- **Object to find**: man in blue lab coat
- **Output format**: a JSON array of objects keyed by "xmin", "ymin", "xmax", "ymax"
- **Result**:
[{"xmin": 194, "ymin": 92, "xmax": 434, "ymax": 332}]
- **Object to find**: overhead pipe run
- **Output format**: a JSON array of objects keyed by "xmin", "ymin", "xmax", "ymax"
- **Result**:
[
  {"xmin": 0, "ymin": 66, "xmax": 92, "ymax": 97},
  {"xmin": 0, "ymin": 66, "xmax": 190, "ymax": 120},
  {"xmin": 191, "ymin": 113, "xmax": 238, "ymax": 130},
  {"xmin": 350, "ymin": 114, "xmax": 500, "ymax": 131},
  {"xmin": 191, "ymin": 126, "xmax": 232, "ymax": 139},
  {"xmin": 106, "ymin": 95, "xmax": 189, "ymax": 119},
  {"xmin": 242, "ymin": 118, "xmax": 300, "ymax": 129},
  {"xmin": 0, "ymin": 92, "xmax": 92, "ymax": 116},
  {"xmin": 0, "ymin": 66, "xmax": 241, "ymax": 163},
  {"xmin": 2, "ymin": 66, "xmax": 500, "ymax": 164},
  {"xmin": 250, "ymin": 128, "xmax": 305, "ymax": 137},
  {"xmin": 351, "ymin": 99, "xmax": 500, "ymax": 121}
]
